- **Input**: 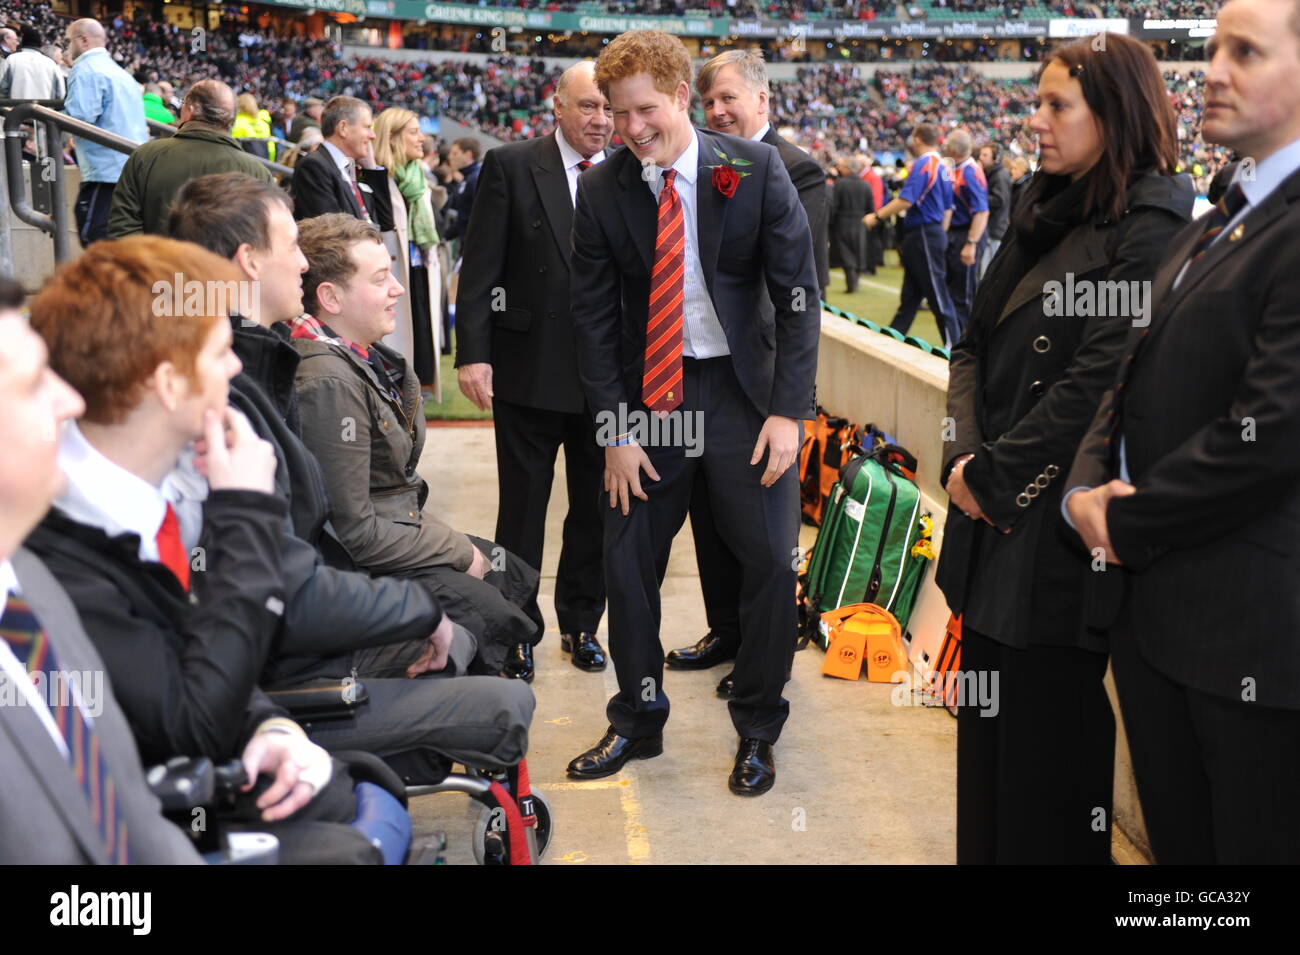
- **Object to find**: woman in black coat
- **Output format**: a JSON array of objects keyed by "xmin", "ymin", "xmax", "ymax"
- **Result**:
[{"xmin": 934, "ymin": 33, "xmax": 1194, "ymax": 864}]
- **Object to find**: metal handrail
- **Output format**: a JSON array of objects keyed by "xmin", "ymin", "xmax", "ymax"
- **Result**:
[{"xmin": 3, "ymin": 102, "xmax": 293, "ymax": 263}]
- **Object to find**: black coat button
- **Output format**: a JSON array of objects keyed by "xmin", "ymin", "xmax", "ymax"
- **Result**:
[
  {"xmin": 538, "ymin": 266, "xmax": 547, "ymax": 274},
  {"xmin": 1029, "ymin": 380, "xmax": 1045, "ymax": 397},
  {"xmin": 532, "ymin": 219, "xmax": 542, "ymax": 228},
  {"xmin": 1032, "ymin": 336, "xmax": 1051, "ymax": 353}
]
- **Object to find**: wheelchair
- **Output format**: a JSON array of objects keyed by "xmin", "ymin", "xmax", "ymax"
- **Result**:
[{"xmin": 263, "ymin": 677, "xmax": 555, "ymax": 865}]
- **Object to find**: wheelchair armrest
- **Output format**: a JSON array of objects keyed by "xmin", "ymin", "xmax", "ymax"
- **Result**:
[{"xmin": 263, "ymin": 678, "xmax": 370, "ymax": 720}]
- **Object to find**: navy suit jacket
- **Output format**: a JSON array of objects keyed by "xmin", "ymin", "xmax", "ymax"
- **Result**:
[{"xmin": 570, "ymin": 128, "xmax": 820, "ymax": 423}]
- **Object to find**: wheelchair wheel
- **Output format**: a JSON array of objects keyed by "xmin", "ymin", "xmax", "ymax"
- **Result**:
[{"xmin": 471, "ymin": 788, "xmax": 555, "ymax": 865}]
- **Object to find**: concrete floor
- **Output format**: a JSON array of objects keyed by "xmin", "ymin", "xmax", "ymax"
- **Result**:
[{"xmin": 408, "ymin": 425, "xmax": 957, "ymax": 864}]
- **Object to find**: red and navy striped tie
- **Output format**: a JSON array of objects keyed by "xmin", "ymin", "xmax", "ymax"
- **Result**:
[
  {"xmin": 1187, "ymin": 183, "xmax": 1246, "ymax": 264},
  {"xmin": 1, "ymin": 597, "xmax": 130, "ymax": 863},
  {"xmin": 643, "ymin": 169, "xmax": 685, "ymax": 413}
]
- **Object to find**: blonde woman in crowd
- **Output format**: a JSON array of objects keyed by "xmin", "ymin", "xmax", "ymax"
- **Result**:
[{"xmin": 374, "ymin": 106, "xmax": 443, "ymax": 391}]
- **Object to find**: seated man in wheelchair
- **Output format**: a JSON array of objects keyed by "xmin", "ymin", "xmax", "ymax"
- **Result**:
[
  {"xmin": 286, "ymin": 213, "xmax": 547, "ymax": 684},
  {"xmin": 24, "ymin": 238, "xmax": 533, "ymax": 827}
]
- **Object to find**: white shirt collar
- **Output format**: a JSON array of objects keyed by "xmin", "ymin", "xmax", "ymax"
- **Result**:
[
  {"xmin": 749, "ymin": 122, "xmax": 771, "ymax": 143},
  {"xmin": 645, "ymin": 128, "xmax": 700, "ymax": 194},
  {"xmin": 555, "ymin": 128, "xmax": 603, "ymax": 170},
  {"xmin": 1233, "ymin": 135, "xmax": 1300, "ymax": 209},
  {"xmin": 322, "ymin": 140, "xmax": 353, "ymax": 177},
  {"xmin": 53, "ymin": 423, "xmax": 173, "ymax": 562}
]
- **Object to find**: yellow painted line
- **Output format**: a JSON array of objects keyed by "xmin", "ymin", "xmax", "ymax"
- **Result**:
[
  {"xmin": 533, "ymin": 778, "xmax": 630, "ymax": 792},
  {"xmin": 600, "ymin": 664, "xmax": 651, "ymax": 864}
]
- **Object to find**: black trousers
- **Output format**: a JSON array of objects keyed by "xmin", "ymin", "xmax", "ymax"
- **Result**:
[
  {"xmin": 891, "ymin": 222, "xmax": 957, "ymax": 345},
  {"xmin": 394, "ymin": 534, "xmax": 545, "ymax": 672},
  {"xmin": 74, "ymin": 181, "xmax": 114, "ymax": 247},
  {"xmin": 1110, "ymin": 615, "xmax": 1300, "ymax": 864},
  {"xmin": 957, "ymin": 626, "xmax": 1114, "ymax": 865},
  {"xmin": 492, "ymin": 397, "xmax": 606, "ymax": 636},
  {"xmin": 945, "ymin": 225, "xmax": 985, "ymax": 346},
  {"xmin": 688, "ymin": 474, "xmax": 742, "ymax": 656},
  {"xmin": 603, "ymin": 357, "xmax": 800, "ymax": 742}
]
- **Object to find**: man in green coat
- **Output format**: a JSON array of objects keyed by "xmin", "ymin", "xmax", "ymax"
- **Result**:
[{"xmin": 108, "ymin": 80, "xmax": 274, "ymax": 238}]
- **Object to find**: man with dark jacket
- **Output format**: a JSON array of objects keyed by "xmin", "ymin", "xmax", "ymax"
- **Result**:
[
  {"xmin": 830, "ymin": 157, "xmax": 874, "ymax": 294},
  {"xmin": 568, "ymin": 32, "xmax": 820, "ymax": 795},
  {"xmin": 163, "ymin": 174, "xmax": 534, "ymax": 771},
  {"xmin": 978, "ymin": 142, "xmax": 1012, "ymax": 278},
  {"xmin": 289, "ymin": 96, "xmax": 390, "ymax": 225},
  {"xmin": 666, "ymin": 49, "xmax": 828, "ymax": 692},
  {"xmin": 455, "ymin": 62, "xmax": 612, "ymax": 681},
  {"xmin": 441, "ymin": 136, "xmax": 483, "ymax": 241},
  {"xmin": 107, "ymin": 80, "xmax": 273, "ymax": 238},
  {"xmin": 1065, "ymin": 0, "xmax": 1300, "ymax": 863}
]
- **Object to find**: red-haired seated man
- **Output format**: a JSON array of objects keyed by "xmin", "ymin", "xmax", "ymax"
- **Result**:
[{"xmin": 23, "ymin": 237, "xmax": 384, "ymax": 861}]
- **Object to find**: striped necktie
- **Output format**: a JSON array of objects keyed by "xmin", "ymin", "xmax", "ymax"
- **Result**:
[
  {"xmin": 347, "ymin": 161, "xmax": 371, "ymax": 223},
  {"xmin": 577, "ymin": 160, "xmax": 592, "ymax": 172},
  {"xmin": 643, "ymin": 169, "xmax": 685, "ymax": 413},
  {"xmin": 1187, "ymin": 183, "xmax": 1247, "ymax": 265},
  {"xmin": 0, "ymin": 597, "xmax": 130, "ymax": 863}
]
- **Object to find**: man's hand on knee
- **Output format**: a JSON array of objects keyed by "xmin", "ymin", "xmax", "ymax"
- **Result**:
[{"xmin": 605, "ymin": 443, "xmax": 659, "ymax": 516}]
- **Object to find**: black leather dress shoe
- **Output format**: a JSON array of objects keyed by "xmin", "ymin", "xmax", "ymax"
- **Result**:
[
  {"xmin": 665, "ymin": 631, "xmax": 738, "ymax": 670},
  {"xmin": 728, "ymin": 738, "xmax": 776, "ymax": 796},
  {"xmin": 567, "ymin": 727, "xmax": 663, "ymax": 779},
  {"xmin": 716, "ymin": 671, "xmax": 735, "ymax": 699},
  {"xmin": 560, "ymin": 631, "xmax": 607, "ymax": 672},
  {"xmin": 501, "ymin": 642, "xmax": 535, "ymax": 683}
]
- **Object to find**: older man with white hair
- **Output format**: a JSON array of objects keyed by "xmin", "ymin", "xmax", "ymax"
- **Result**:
[{"xmin": 453, "ymin": 61, "xmax": 615, "ymax": 681}]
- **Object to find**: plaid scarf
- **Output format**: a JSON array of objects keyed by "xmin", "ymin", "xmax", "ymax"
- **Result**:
[
  {"xmin": 287, "ymin": 314, "xmax": 370, "ymax": 362},
  {"xmin": 288, "ymin": 314, "xmax": 404, "ymax": 408}
]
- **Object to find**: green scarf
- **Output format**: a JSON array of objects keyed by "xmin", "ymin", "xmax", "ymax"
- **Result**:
[{"xmin": 396, "ymin": 159, "xmax": 438, "ymax": 251}]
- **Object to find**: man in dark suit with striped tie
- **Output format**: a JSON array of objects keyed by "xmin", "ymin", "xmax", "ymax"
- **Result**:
[
  {"xmin": 566, "ymin": 31, "xmax": 820, "ymax": 796},
  {"xmin": 0, "ymin": 287, "xmax": 201, "ymax": 864},
  {"xmin": 666, "ymin": 49, "xmax": 830, "ymax": 696},
  {"xmin": 1065, "ymin": 0, "xmax": 1300, "ymax": 863}
]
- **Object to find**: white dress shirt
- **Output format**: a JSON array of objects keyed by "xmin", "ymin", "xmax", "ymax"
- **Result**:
[
  {"xmin": 555, "ymin": 128, "xmax": 605, "ymax": 207},
  {"xmin": 750, "ymin": 122, "xmax": 772, "ymax": 143},
  {"xmin": 645, "ymin": 130, "xmax": 731, "ymax": 359},
  {"xmin": 53, "ymin": 422, "xmax": 177, "ymax": 564}
]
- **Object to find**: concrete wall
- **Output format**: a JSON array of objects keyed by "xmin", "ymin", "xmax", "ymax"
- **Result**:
[{"xmin": 816, "ymin": 310, "xmax": 1152, "ymax": 861}]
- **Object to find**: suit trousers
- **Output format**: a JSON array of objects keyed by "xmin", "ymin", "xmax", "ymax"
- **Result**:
[
  {"xmin": 957, "ymin": 626, "xmax": 1114, "ymax": 865},
  {"xmin": 603, "ymin": 357, "xmax": 800, "ymax": 743},
  {"xmin": 492, "ymin": 397, "xmax": 606, "ymax": 635},
  {"xmin": 1110, "ymin": 613, "xmax": 1300, "ymax": 864},
  {"xmin": 891, "ymin": 223, "xmax": 957, "ymax": 345},
  {"xmin": 688, "ymin": 470, "xmax": 742, "ymax": 655},
  {"xmin": 945, "ymin": 225, "xmax": 985, "ymax": 347}
]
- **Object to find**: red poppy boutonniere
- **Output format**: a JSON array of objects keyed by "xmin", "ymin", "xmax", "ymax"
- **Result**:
[{"xmin": 707, "ymin": 147, "xmax": 752, "ymax": 199}]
